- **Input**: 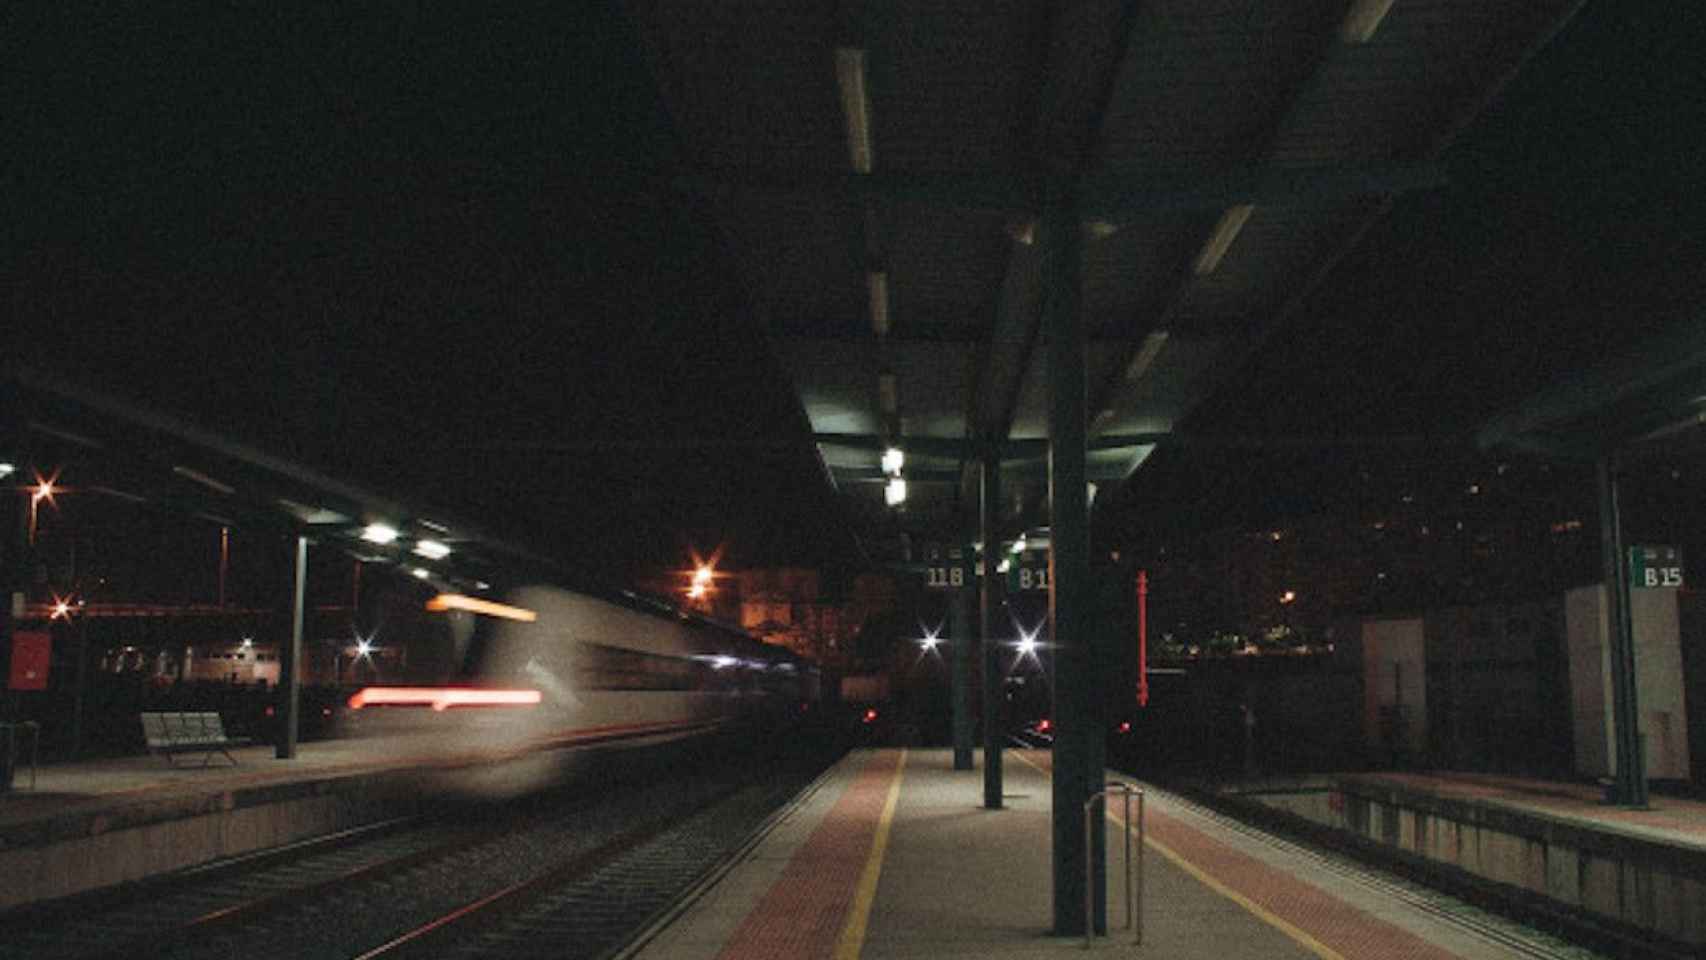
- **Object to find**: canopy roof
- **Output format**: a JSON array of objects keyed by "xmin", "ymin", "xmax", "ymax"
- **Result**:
[{"xmin": 624, "ymin": 0, "xmax": 1584, "ymax": 560}]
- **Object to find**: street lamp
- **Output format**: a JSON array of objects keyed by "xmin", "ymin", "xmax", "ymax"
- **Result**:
[{"xmin": 27, "ymin": 471, "xmax": 59, "ymax": 546}]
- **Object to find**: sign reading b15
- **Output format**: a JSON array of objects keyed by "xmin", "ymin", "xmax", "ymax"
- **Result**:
[{"xmin": 1629, "ymin": 545, "xmax": 1684, "ymax": 589}]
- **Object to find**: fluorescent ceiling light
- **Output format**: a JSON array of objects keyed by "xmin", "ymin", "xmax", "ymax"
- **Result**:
[
  {"xmin": 361, "ymin": 523, "xmax": 400, "ymax": 544},
  {"xmin": 868, "ymin": 272, "xmax": 890, "ymax": 338},
  {"xmin": 172, "ymin": 465, "xmax": 235, "ymax": 494},
  {"xmin": 884, "ymin": 477, "xmax": 907, "ymax": 507},
  {"xmin": 1193, "ymin": 204, "xmax": 1254, "ymax": 275},
  {"xmin": 1341, "ymin": 0, "xmax": 1396, "ymax": 44},
  {"xmin": 835, "ymin": 48, "xmax": 873, "ymax": 174},
  {"xmin": 1124, "ymin": 331, "xmax": 1171, "ymax": 383},
  {"xmin": 881, "ymin": 446, "xmax": 904, "ymax": 476},
  {"xmin": 413, "ymin": 539, "xmax": 451, "ymax": 560}
]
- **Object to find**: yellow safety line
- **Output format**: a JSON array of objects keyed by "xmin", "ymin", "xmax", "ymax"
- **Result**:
[
  {"xmin": 1011, "ymin": 751, "xmax": 1343, "ymax": 960},
  {"xmin": 833, "ymin": 748, "xmax": 908, "ymax": 960}
]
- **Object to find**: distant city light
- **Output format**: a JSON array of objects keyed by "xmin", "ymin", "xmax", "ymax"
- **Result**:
[
  {"xmin": 240, "ymin": 637, "xmax": 253, "ymax": 649},
  {"xmin": 356, "ymin": 639, "xmax": 373, "ymax": 656},
  {"xmin": 361, "ymin": 523, "xmax": 399, "ymax": 544},
  {"xmin": 1010, "ymin": 535, "xmax": 1027, "ymax": 554},
  {"xmin": 1279, "ymin": 590, "xmax": 1297, "ymax": 604},
  {"xmin": 51, "ymin": 599, "xmax": 72, "ymax": 619},
  {"xmin": 881, "ymin": 446, "xmax": 904, "ymax": 476},
  {"xmin": 413, "ymin": 539, "xmax": 451, "ymax": 560},
  {"xmin": 1015, "ymin": 621, "xmax": 1043, "ymax": 656},
  {"xmin": 997, "ymin": 557, "xmax": 1012, "ymax": 574}
]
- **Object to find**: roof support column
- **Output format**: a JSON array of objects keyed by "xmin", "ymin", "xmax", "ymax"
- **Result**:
[
  {"xmin": 1, "ymin": 400, "xmax": 24, "ymax": 734},
  {"xmin": 1042, "ymin": 195, "xmax": 1104, "ymax": 936},
  {"xmin": 980, "ymin": 453, "xmax": 1005, "ymax": 809},
  {"xmin": 276, "ymin": 534, "xmax": 307, "ymax": 760},
  {"xmin": 1596, "ymin": 457, "xmax": 1647, "ymax": 806},
  {"xmin": 952, "ymin": 545, "xmax": 975, "ymax": 770}
]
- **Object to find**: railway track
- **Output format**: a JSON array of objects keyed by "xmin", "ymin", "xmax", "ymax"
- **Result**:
[{"xmin": 0, "ymin": 742, "xmax": 839, "ymax": 960}]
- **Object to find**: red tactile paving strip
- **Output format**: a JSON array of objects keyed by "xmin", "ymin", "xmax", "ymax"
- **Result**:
[
  {"xmin": 713, "ymin": 751, "xmax": 901, "ymax": 960},
  {"xmin": 1146, "ymin": 806, "xmax": 1464, "ymax": 959},
  {"xmin": 1026, "ymin": 752, "xmax": 1463, "ymax": 958}
]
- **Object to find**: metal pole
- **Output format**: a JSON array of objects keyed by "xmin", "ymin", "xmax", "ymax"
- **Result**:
[
  {"xmin": 3, "ymin": 403, "xmax": 30, "ymax": 728},
  {"xmin": 952, "ymin": 546, "xmax": 974, "ymax": 770},
  {"xmin": 218, "ymin": 526, "xmax": 229, "ymax": 608},
  {"xmin": 277, "ymin": 534, "xmax": 306, "ymax": 759},
  {"xmin": 1596, "ymin": 457, "xmax": 1646, "ymax": 806},
  {"xmin": 1044, "ymin": 192, "xmax": 1100, "ymax": 936},
  {"xmin": 980, "ymin": 453, "xmax": 1004, "ymax": 809},
  {"xmin": 1137, "ymin": 570, "xmax": 1149, "ymax": 707},
  {"xmin": 71, "ymin": 615, "xmax": 89, "ymax": 756}
]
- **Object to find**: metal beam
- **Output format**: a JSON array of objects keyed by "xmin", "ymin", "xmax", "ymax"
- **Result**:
[
  {"xmin": 951, "ymin": 547, "xmax": 974, "ymax": 771},
  {"xmin": 277, "ymin": 534, "xmax": 306, "ymax": 760},
  {"xmin": 979, "ymin": 453, "xmax": 1004, "ymax": 810},
  {"xmin": 1596, "ymin": 458, "xmax": 1648, "ymax": 807},
  {"xmin": 676, "ymin": 162, "xmax": 1444, "ymax": 217},
  {"xmin": 1041, "ymin": 196, "xmax": 1103, "ymax": 936}
]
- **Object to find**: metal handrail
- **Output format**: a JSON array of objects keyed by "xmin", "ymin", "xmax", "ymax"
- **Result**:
[{"xmin": 1083, "ymin": 780, "xmax": 1145, "ymax": 948}]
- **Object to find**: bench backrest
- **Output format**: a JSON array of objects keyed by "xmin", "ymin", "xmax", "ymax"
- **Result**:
[{"xmin": 140, "ymin": 711, "xmax": 231, "ymax": 747}]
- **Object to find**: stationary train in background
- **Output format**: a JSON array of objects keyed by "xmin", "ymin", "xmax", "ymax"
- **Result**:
[{"xmin": 338, "ymin": 579, "xmax": 821, "ymax": 754}]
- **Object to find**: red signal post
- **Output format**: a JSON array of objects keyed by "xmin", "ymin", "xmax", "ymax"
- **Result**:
[{"xmin": 1136, "ymin": 570, "xmax": 1149, "ymax": 707}]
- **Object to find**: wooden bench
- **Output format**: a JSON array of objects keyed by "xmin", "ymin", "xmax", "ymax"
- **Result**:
[{"xmin": 140, "ymin": 712, "xmax": 251, "ymax": 767}]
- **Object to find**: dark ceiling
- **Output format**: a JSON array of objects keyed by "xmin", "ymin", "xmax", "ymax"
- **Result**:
[{"xmin": 7, "ymin": 1, "xmax": 1705, "ymax": 576}]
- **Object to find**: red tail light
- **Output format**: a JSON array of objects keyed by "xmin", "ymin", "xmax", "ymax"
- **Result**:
[{"xmin": 863, "ymin": 708, "xmax": 878, "ymax": 724}]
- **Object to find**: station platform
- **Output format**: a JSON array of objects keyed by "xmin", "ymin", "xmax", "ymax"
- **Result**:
[
  {"xmin": 627, "ymin": 748, "xmax": 1581, "ymax": 960},
  {"xmin": 0, "ymin": 729, "xmax": 641, "ymax": 910}
]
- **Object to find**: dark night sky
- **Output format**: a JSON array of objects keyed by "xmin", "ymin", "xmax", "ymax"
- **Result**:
[{"xmin": 8, "ymin": 2, "xmax": 1705, "ymax": 572}]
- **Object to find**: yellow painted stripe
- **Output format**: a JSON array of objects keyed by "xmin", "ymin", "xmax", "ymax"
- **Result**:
[
  {"xmin": 1143, "ymin": 831, "xmax": 1346, "ymax": 960},
  {"xmin": 1010, "ymin": 751, "xmax": 1343, "ymax": 960},
  {"xmin": 833, "ymin": 748, "xmax": 908, "ymax": 960}
]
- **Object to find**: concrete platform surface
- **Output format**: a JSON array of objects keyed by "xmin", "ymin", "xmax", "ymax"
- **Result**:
[
  {"xmin": 1341, "ymin": 771, "xmax": 1706, "ymax": 848},
  {"xmin": 628, "ymin": 749, "xmax": 1588, "ymax": 960}
]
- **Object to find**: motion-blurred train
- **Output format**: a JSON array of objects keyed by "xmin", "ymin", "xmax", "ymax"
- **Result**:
[{"xmin": 335, "ymin": 580, "xmax": 820, "ymax": 756}]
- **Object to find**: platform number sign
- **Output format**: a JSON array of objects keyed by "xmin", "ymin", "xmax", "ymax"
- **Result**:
[
  {"xmin": 1629, "ymin": 545, "xmax": 1684, "ymax": 589},
  {"xmin": 923, "ymin": 564, "xmax": 966, "ymax": 589},
  {"xmin": 922, "ymin": 542, "xmax": 969, "ymax": 590}
]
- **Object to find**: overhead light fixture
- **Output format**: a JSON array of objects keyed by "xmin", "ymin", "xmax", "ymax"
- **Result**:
[
  {"xmin": 1341, "ymin": 0, "xmax": 1396, "ymax": 44},
  {"xmin": 884, "ymin": 477, "xmax": 907, "ymax": 507},
  {"xmin": 1124, "ymin": 331, "xmax": 1171, "ymax": 383},
  {"xmin": 413, "ymin": 539, "xmax": 451, "ymax": 560},
  {"xmin": 868, "ymin": 272, "xmax": 890, "ymax": 338},
  {"xmin": 881, "ymin": 446, "xmax": 904, "ymax": 477},
  {"xmin": 361, "ymin": 523, "xmax": 400, "ymax": 545},
  {"xmin": 411, "ymin": 567, "xmax": 431, "ymax": 580},
  {"xmin": 1193, "ymin": 204, "xmax": 1254, "ymax": 275},
  {"xmin": 997, "ymin": 557, "xmax": 1012, "ymax": 574},
  {"xmin": 1010, "ymin": 535, "xmax": 1027, "ymax": 554},
  {"xmin": 172, "ymin": 465, "xmax": 235, "ymax": 495},
  {"xmin": 834, "ymin": 47, "xmax": 873, "ymax": 174}
]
